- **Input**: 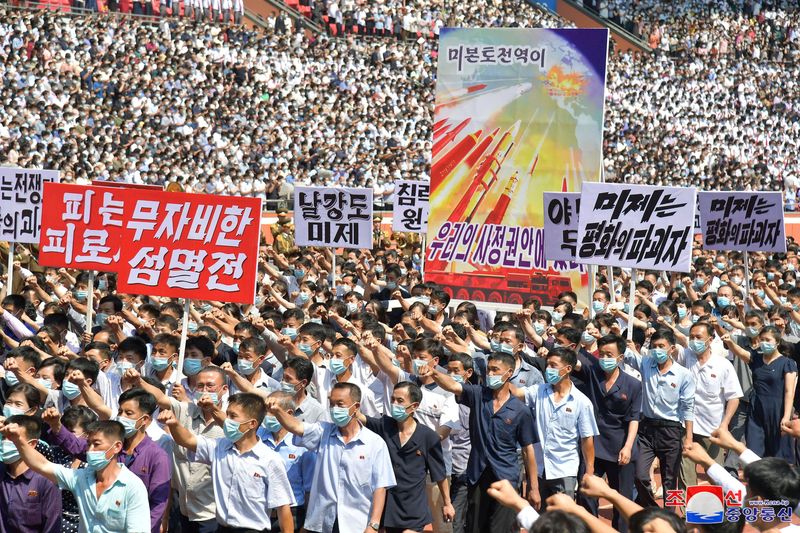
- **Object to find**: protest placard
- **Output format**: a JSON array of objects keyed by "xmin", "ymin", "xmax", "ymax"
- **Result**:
[
  {"xmin": 0, "ymin": 168, "xmax": 59, "ymax": 244},
  {"xmin": 294, "ymin": 187, "xmax": 373, "ymax": 249},
  {"xmin": 577, "ymin": 183, "xmax": 696, "ymax": 272},
  {"xmin": 392, "ymin": 180, "xmax": 430, "ymax": 233},
  {"xmin": 39, "ymin": 183, "xmax": 124, "ymax": 270},
  {"xmin": 543, "ymin": 192, "xmax": 580, "ymax": 261},
  {"xmin": 116, "ymin": 191, "xmax": 262, "ymax": 304},
  {"xmin": 698, "ymin": 191, "xmax": 786, "ymax": 253}
]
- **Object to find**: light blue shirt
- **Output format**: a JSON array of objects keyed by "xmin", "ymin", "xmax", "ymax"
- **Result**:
[
  {"xmin": 260, "ymin": 428, "xmax": 316, "ymax": 506},
  {"xmin": 625, "ymin": 352, "xmax": 695, "ymax": 423},
  {"xmin": 191, "ymin": 436, "xmax": 296, "ymax": 530},
  {"xmin": 53, "ymin": 464, "xmax": 150, "ymax": 533},
  {"xmin": 297, "ymin": 421, "xmax": 396, "ymax": 533},
  {"xmin": 523, "ymin": 383, "xmax": 598, "ymax": 480}
]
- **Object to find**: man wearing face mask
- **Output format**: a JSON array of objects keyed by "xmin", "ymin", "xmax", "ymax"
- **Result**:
[
  {"xmin": 420, "ymin": 353, "xmax": 538, "ymax": 533},
  {"xmin": 354, "ymin": 381, "xmax": 455, "ymax": 532},
  {"xmin": 572, "ymin": 335, "xmax": 641, "ymax": 532},
  {"xmin": 676, "ymin": 322, "xmax": 742, "ymax": 493},
  {"xmin": 162, "ymin": 392, "xmax": 296, "ymax": 533},
  {"xmin": 591, "ymin": 289, "xmax": 611, "ymax": 316},
  {"xmin": 134, "ymin": 367, "xmax": 227, "ymax": 533},
  {"xmin": 3, "ymin": 418, "xmax": 149, "ymax": 531},
  {"xmin": 44, "ymin": 388, "xmax": 171, "ymax": 533},
  {"xmin": 311, "ymin": 338, "xmax": 383, "ymax": 417},
  {"xmin": 512, "ymin": 347, "xmax": 598, "ymax": 506},
  {"xmin": 267, "ymin": 382, "xmax": 396, "ymax": 533},
  {"xmin": 496, "ymin": 324, "xmax": 544, "ymax": 387},
  {"xmin": 624, "ymin": 329, "xmax": 695, "ymax": 508},
  {"xmin": 0, "ymin": 415, "xmax": 62, "ymax": 533},
  {"xmin": 225, "ymin": 337, "xmax": 280, "ymax": 394}
]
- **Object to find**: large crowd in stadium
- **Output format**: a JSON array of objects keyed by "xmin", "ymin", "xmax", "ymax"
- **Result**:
[
  {"xmin": 0, "ymin": 1, "xmax": 799, "ymax": 533},
  {"xmin": 1, "ymin": 0, "xmax": 798, "ymax": 207}
]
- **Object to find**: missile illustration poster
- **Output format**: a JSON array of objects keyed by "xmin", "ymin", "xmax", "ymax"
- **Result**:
[{"xmin": 427, "ymin": 28, "xmax": 608, "ymax": 306}]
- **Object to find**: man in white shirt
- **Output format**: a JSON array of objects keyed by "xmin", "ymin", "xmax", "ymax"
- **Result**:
[{"xmin": 267, "ymin": 381, "xmax": 396, "ymax": 533}]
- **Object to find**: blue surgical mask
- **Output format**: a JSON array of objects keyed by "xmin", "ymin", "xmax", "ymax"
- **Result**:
[
  {"xmin": 262, "ymin": 415, "xmax": 282, "ymax": 433},
  {"xmin": 201, "ymin": 392, "xmax": 219, "ymax": 405},
  {"xmin": 498, "ymin": 343, "xmax": 515, "ymax": 355},
  {"xmin": 622, "ymin": 303, "xmax": 630, "ymax": 313},
  {"xmin": 450, "ymin": 374, "xmax": 465, "ymax": 384},
  {"xmin": 717, "ymin": 296, "xmax": 730, "ymax": 308},
  {"xmin": 691, "ymin": 314, "xmax": 699, "ymax": 324},
  {"xmin": 37, "ymin": 378, "xmax": 52, "ymax": 389},
  {"xmin": 329, "ymin": 358, "xmax": 348, "ymax": 376},
  {"xmin": 581, "ymin": 331, "xmax": 595, "ymax": 345},
  {"xmin": 694, "ymin": 278, "xmax": 705, "ymax": 288},
  {"xmin": 346, "ymin": 302, "xmax": 359, "ymax": 315},
  {"xmin": 0, "ymin": 439, "xmax": 20, "ymax": 464},
  {"xmin": 592, "ymin": 301, "xmax": 605, "ymax": 313},
  {"xmin": 689, "ymin": 339, "xmax": 707, "ymax": 354},
  {"xmin": 223, "ymin": 418, "xmax": 249, "ymax": 442},
  {"xmin": 62, "ymin": 380, "xmax": 81, "ymax": 400},
  {"xmin": 281, "ymin": 327, "xmax": 298, "ymax": 340},
  {"xmin": 650, "ymin": 348, "xmax": 669, "ymax": 364},
  {"xmin": 183, "ymin": 359, "xmax": 203, "ymax": 376},
  {"xmin": 390, "ymin": 403, "xmax": 411, "ymax": 422},
  {"xmin": 74, "ymin": 289, "xmax": 88, "ymax": 302},
  {"xmin": 551, "ymin": 311, "xmax": 563, "ymax": 324},
  {"xmin": 4, "ymin": 372, "xmax": 18, "ymax": 387},
  {"xmin": 280, "ymin": 381, "xmax": 297, "ymax": 394},
  {"xmin": 715, "ymin": 262, "xmax": 726, "ymax": 270},
  {"xmin": 293, "ymin": 269, "xmax": 305, "ymax": 279},
  {"xmin": 768, "ymin": 272, "xmax": 776, "ymax": 280},
  {"xmin": 329, "ymin": 405, "xmax": 353, "ymax": 427},
  {"xmin": 297, "ymin": 292, "xmax": 311, "ymax": 303},
  {"xmin": 746, "ymin": 326, "xmax": 760, "ymax": 338},
  {"xmin": 486, "ymin": 373, "xmax": 506, "ymax": 390},
  {"xmin": 2, "ymin": 405, "xmax": 24, "ymax": 418},
  {"xmin": 97, "ymin": 278, "xmax": 108, "ymax": 291},
  {"xmin": 151, "ymin": 357, "xmax": 171, "ymax": 372},
  {"xmin": 677, "ymin": 307, "xmax": 687, "ymax": 319},
  {"xmin": 115, "ymin": 415, "xmax": 141, "ymax": 438},
  {"xmin": 386, "ymin": 281, "xmax": 397, "ymax": 290},
  {"xmin": 544, "ymin": 368, "xmax": 563, "ymax": 384},
  {"xmin": 86, "ymin": 447, "xmax": 114, "ymax": 471},
  {"xmin": 310, "ymin": 318, "xmax": 323, "ymax": 325},
  {"xmin": 533, "ymin": 322, "xmax": 546, "ymax": 336},
  {"xmin": 95, "ymin": 313, "xmax": 109, "ymax": 326},
  {"xmin": 760, "ymin": 342, "xmax": 777, "ymax": 355},
  {"xmin": 298, "ymin": 343, "xmax": 315, "ymax": 356},
  {"xmin": 412, "ymin": 359, "xmax": 427, "ymax": 375},
  {"xmin": 237, "ymin": 359, "xmax": 258, "ymax": 376},
  {"xmin": 662, "ymin": 315, "xmax": 674, "ymax": 325},
  {"xmin": 187, "ymin": 322, "xmax": 198, "ymax": 333},
  {"xmin": 428, "ymin": 305, "xmax": 440, "ymax": 315},
  {"xmin": 116, "ymin": 361, "xmax": 135, "ymax": 376},
  {"xmin": 231, "ymin": 342, "xmax": 240, "ymax": 355},
  {"xmin": 489, "ymin": 339, "xmax": 501, "ymax": 352},
  {"xmin": 599, "ymin": 358, "xmax": 618, "ymax": 372}
]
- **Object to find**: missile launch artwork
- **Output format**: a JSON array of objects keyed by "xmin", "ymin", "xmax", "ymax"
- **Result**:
[{"xmin": 427, "ymin": 28, "xmax": 609, "ymax": 305}]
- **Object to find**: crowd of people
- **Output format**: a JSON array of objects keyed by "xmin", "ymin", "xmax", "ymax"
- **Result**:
[{"xmin": 1, "ymin": 226, "xmax": 800, "ymax": 532}]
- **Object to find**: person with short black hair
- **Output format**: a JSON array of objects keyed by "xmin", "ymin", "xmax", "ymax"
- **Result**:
[
  {"xmin": 0, "ymin": 414, "xmax": 62, "ymax": 533},
  {"xmin": 162, "ymin": 392, "xmax": 296, "ymax": 532},
  {"xmin": 1, "ymin": 418, "xmax": 150, "ymax": 532}
]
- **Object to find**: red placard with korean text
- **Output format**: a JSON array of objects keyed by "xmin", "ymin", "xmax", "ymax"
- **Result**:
[
  {"xmin": 116, "ymin": 190, "xmax": 262, "ymax": 304},
  {"xmin": 38, "ymin": 183, "xmax": 124, "ymax": 270}
]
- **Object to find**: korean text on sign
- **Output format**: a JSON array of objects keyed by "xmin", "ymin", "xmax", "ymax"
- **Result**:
[
  {"xmin": 0, "ymin": 168, "xmax": 59, "ymax": 244},
  {"xmin": 445, "ymin": 45, "xmax": 547, "ymax": 73},
  {"xmin": 39, "ymin": 183, "xmax": 123, "ymax": 271},
  {"xmin": 576, "ymin": 183, "xmax": 696, "ymax": 272},
  {"xmin": 392, "ymin": 180, "xmax": 430, "ymax": 233},
  {"xmin": 543, "ymin": 192, "xmax": 580, "ymax": 262},
  {"xmin": 294, "ymin": 187, "xmax": 373, "ymax": 250},
  {"xmin": 116, "ymin": 191, "xmax": 262, "ymax": 304},
  {"xmin": 698, "ymin": 191, "xmax": 786, "ymax": 253}
]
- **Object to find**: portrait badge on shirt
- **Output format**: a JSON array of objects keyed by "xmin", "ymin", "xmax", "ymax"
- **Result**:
[
  {"xmin": 115, "ymin": 500, "xmax": 122, "ymax": 507},
  {"xmin": 565, "ymin": 407, "xmax": 573, "ymax": 413},
  {"xmin": 620, "ymin": 393, "xmax": 628, "ymax": 401},
  {"xmin": 710, "ymin": 374, "xmax": 717, "ymax": 379},
  {"xmin": 504, "ymin": 418, "xmax": 513, "ymax": 425},
  {"xmin": 670, "ymin": 382, "xmax": 677, "ymax": 388},
  {"xmin": 288, "ymin": 454, "xmax": 296, "ymax": 459},
  {"xmin": 27, "ymin": 490, "xmax": 38, "ymax": 497},
  {"xmin": 416, "ymin": 450, "xmax": 422, "ymax": 456},
  {"xmin": 359, "ymin": 455, "xmax": 366, "ymax": 460}
]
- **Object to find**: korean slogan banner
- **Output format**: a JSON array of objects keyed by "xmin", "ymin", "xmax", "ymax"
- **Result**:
[
  {"xmin": 698, "ymin": 191, "xmax": 786, "ymax": 253},
  {"xmin": 0, "ymin": 167, "xmax": 59, "ymax": 244},
  {"xmin": 294, "ymin": 186, "xmax": 373, "ymax": 250},
  {"xmin": 39, "ymin": 183, "xmax": 262, "ymax": 304},
  {"xmin": 576, "ymin": 183, "xmax": 697, "ymax": 272},
  {"xmin": 392, "ymin": 180, "xmax": 430, "ymax": 234},
  {"xmin": 427, "ymin": 28, "xmax": 608, "ymax": 305},
  {"xmin": 543, "ymin": 192, "xmax": 580, "ymax": 262}
]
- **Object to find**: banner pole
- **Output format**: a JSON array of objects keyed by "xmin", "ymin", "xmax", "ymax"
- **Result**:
[
  {"xmin": 85, "ymin": 271, "xmax": 94, "ymax": 333},
  {"xmin": 420, "ymin": 234, "xmax": 426, "ymax": 281},
  {"xmin": 743, "ymin": 251, "xmax": 751, "ymax": 312},
  {"xmin": 608, "ymin": 266, "xmax": 616, "ymax": 307},
  {"xmin": 175, "ymin": 298, "xmax": 190, "ymax": 383},
  {"xmin": 6, "ymin": 242, "xmax": 13, "ymax": 295},
  {"xmin": 331, "ymin": 251, "xmax": 337, "ymax": 297},
  {"xmin": 628, "ymin": 268, "xmax": 636, "ymax": 341}
]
